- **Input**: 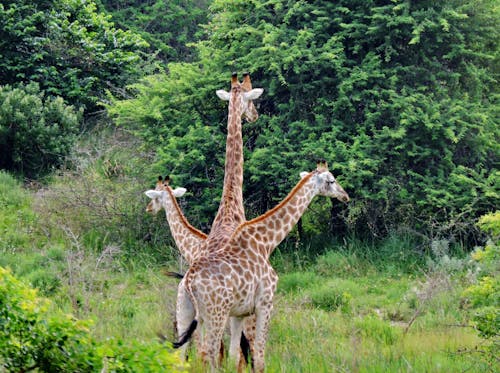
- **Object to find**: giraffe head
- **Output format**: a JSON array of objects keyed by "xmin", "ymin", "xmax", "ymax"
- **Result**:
[
  {"xmin": 300, "ymin": 161, "xmax": 350, "ymax": 203},
  {"xmin": 216, "ymin": 72, "xmax": 263, "ymax": 122},
  {"xmin": 145, "ymin": 176, "xmax": 187, "ymax": 214}
]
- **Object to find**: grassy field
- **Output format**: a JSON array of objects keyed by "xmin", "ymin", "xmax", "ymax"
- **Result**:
[{"xmin": 0, "ymin": 142, "xmax": 495, "ymax": 372}]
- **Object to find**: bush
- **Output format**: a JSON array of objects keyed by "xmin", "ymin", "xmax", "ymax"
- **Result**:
[
  {"xmin": 0, "ymin": 83, "xmax": 81, "ymax": 178},
  {"xmin": 0, "ymin": 0, "xmax": 148, "ymax": 113},
  {"xmin": 0, "ymin": 266, "xmax": 187, "ymax": 372},
  {"xmin": 461, "ymin": 212, "xmax": 499, "ymax": 365}
]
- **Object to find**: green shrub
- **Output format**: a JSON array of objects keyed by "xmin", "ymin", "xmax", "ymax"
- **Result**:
[
  {"xmin": 0, "ymin": 266, "xmax": 187, "ymax": 372},
  {"xmin": 0, "ymin": 266, "xmax": 99, "ymax": 371},
  {"xmin": 461, "ymin": 212, "xmax": 500, "ymax": 364},
  {"xmin": 0, "ymin": 0, "xmax": 148, "ymax": 113},
  {"xmin": 0, "ymin": 83, "xmax": 81, "ymax": 178}
]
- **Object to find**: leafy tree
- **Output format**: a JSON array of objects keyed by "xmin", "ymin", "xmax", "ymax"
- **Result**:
[
  {"xmin": 0, "ymin": 83, "xmax": 81, "ymax": 178},
  {"xmin": 96, "ymin": 0, "xmax": 211, "ymax": 63},
  {"xmin": 107, "ymin": 65, "xmax": 228, "ymax": 230},
  {"xmin": 109, "ymin": 0, "xmax": 499, "ymax": 241},
  {"xmin": 0, "ymin": 0, "xmax": 148, "ymax": 113}
]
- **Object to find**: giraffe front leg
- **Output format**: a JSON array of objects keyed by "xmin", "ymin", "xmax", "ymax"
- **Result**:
[
  {"xmin": 229, "ymin": 316, "xmax": 245, "ymax": 371},
  {"xmin": 253, "ymin": 305, "xmax": 273, "ymax": 373}
]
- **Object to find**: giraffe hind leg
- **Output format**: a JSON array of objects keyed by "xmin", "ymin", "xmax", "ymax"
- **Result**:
[
  {"xmin": 175, "ymin": 280, "xmax": 196, "ymax": 358},
  {"xmin": 200, "ymin": 313, "xmax": 229, "ymax": 370}
]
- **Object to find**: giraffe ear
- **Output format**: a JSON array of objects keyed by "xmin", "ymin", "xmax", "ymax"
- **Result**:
[
  {"xmin": 145, "ymin": 190, "xmax": 162, "ymax": 199},
  {"xmin": 216, "ymin": 89, "xmax": 231, "ymax": 101},
  {"xmin": 243, "ymin": 88, "xmax": 263, "ymax": 101},
  {"xmin": 299, "ymin": 172, "xmax": 309, "ymax": 179},
  {"xmin": 172, "ymin": 187, "xmax": 187, "ymax": 197}
]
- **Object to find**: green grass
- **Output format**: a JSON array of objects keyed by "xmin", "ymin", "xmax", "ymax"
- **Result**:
[{"xmin": 0, "ymin": 168, "xmax": 495, "ymax": 373}]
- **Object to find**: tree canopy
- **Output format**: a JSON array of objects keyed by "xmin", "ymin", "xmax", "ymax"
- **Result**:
[
  {"xmin": 96, "ymin": 0, "xmax": 210, "ymax": 63},
  {"xmin": 108, "ymin": 0, "xmax": 499, "ymax": 241},
  {"xmin": 0, "ymin": 0, "xmax": 148, "ymax": 113},
  {"xmin": 0, "ymin": 0, "xmax": 148, "ymax": 176}
]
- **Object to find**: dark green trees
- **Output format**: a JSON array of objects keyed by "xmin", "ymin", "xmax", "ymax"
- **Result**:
[
  {"xmin": 0, "ymin": 0, "xmax": 147, "ymax": 113},
  {"xmin": 109, "ymin": 0, "xmax": 499, "ymax": 240},
  {"xmin": 96, "ymin": 0, "xmax": 211, "ymax": 63},
  {"xmin": 0, "ymin": 0, "xmax": 147, "ymax": 177}
]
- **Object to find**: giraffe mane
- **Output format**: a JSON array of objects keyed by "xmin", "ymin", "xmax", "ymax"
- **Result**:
[
  {"xmin": 231, "ymin": 171, "xmax": 315, "ymax": 236},
  {"xmin": 164, "ymin": 186, "xmax": 207, "ymax": 239}
]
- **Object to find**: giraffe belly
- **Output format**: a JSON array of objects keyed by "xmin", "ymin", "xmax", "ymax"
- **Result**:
[
  {"xmin": 229, "ymin": 302, "xmax": 254, "ymax": 317},
  {"xmin": 229, "ymin": 285, "xmax": 256, "ymax": 317}
]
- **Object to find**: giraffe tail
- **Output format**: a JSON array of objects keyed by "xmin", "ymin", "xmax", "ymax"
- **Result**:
[
  {"xmin": 163, "ymin": 270, "xmax": 184, "ymax": 279},
  {"xmin": 173, "ymin": 319, "xmax": 198, "ymax": 348},
  {"xmin": 173, "ymin": 269, "xmax": 200, "ymax": 349}
]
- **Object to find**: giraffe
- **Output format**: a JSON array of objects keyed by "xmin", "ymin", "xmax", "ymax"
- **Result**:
[
  {"xmin": 174, "ymin": 161, "xmax": 349, "ymax": 372},
  {"xmin": 207, "ymin": 72, "xmax": 263, "ymax": 245},
  {"xmin": 145, "ymin": 175, "xmax": 207, "ymax": 265},
  {"xmin": 145, "ymin": 73, "xmax": 263, "ymax": 363}
]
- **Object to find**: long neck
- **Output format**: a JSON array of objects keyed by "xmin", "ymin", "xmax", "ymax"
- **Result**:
[
  {"xmin": 234, "ymin": 173, "xmax": 317, "ymax": 258},
  {"xmin": 162, "ymin": 187, "xmax": 207, "ymax": 265},
  {"xmin": 210, "ymin": 89, "xmax": 245, "ymax": 235}
]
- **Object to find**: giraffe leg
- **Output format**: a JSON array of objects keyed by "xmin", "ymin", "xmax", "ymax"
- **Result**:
[
  {"xmin": 176, "ymin": 281, "xmax": 196, "ymax": 360},
  {"xmin": 241, "ymin": 314, "xmax": 256, "ymax": 370},
  {"xmin": 200, "ymin": 310, "xmax": 229, "ymax": 371},
  {"xmin": 229, "ymin": 316, "xmax": 244, "ymax": 370},
  {"xmin": 253, "ymin": 305, "xmax": 273, "ymax": 373}
]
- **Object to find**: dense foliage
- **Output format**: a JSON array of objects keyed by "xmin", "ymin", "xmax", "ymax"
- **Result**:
[
  {"xmin": 0, "ymin": 83, "xmax": 81, "ymax": 178},
  {"xmin": 96, "ymin": 0, "xmax": 210, "ymax": 63},
  {"xmin": 0, "ymin": 0, "xmax": 148, "ymax": 113},
  {"xmin": 0, "ymin": 266, "xmax": 187, "ymax": 372},
  {"xmin": 108, "ymin": 0, "xmax": 499, "ymax": 240}
]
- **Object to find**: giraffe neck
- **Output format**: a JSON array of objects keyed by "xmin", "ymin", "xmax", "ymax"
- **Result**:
[
  {"xmin": 210, "ymin": 87, "xmax": 245, "ymax": 235},
  {"xmin": 162, "ymin": 187, "xmax": 207, "ymax": 264},
  {"xmin": 234, "ymin": 173, "xmax": 317, "ymax": 258}
]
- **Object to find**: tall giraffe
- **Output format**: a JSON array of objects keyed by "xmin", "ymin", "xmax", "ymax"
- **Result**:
[
  {"xmin": 208, "ymin": 72, "xmax": 263, "ymax": 244},
  {"xmin": 145, "ymin": 73, "xmax": 263, "ymax": 363},
  {"xmin": 174, "ymin": 161, "xmax": 349, "ymax": 372},
  {"xmin": 146, "ymin": 73, "xmax": 262, "ymax": 262}
]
